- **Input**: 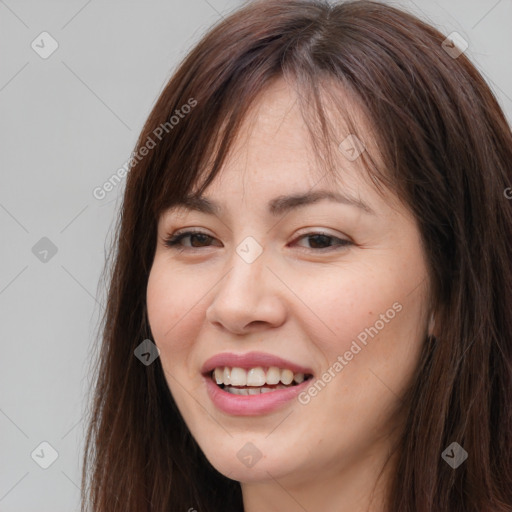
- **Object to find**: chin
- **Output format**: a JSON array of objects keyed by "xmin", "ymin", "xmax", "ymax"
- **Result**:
[{"xmin": 196, "ymin": 436, "xmax": 305, "ymax": 483}]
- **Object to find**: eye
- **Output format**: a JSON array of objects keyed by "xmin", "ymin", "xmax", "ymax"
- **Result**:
[
  {"xmin": 163, "ymin": 229, "xmax": 353, "ymax": 252},
  {"xmin": 294, "ymin": 232, "xmax": 353, "ymax": 251},
  {"xmin": 163, "ymin": 230, "xmax": 219, "ymax": 249}
]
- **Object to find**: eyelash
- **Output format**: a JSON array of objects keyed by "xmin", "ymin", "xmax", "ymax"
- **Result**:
[{"xmin": 163, "ymin": 229, "xmax": 353, "ymax": 252}]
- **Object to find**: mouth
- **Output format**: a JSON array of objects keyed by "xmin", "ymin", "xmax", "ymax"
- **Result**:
[
  {"xmin": 208, "ymin": 366, "xmax": 314, "ymax": 396},
  {"xmin": 201, "ymin": 352, "xmax": 315, "ymax": 414}
]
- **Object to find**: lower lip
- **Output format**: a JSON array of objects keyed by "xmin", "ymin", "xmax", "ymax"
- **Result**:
[{"xmin": 204, "ymin": 375, "xmax": 311, "ymax": 416}]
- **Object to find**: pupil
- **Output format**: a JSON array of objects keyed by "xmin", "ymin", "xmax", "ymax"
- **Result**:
[
  {"xmin": 309, "ymin": 234, "xmax": 330, "ymax": 249},
  {"xmin": 191, "ymin": 234, "xmax": 210, "ymax": 247}
]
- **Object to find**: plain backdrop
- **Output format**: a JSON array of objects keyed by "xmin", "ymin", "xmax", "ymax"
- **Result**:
[{"xmin": 0, "ymin": 0, "xmax": 511, "ymax": 510}]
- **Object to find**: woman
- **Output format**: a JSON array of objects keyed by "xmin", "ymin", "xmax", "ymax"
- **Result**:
[{"xmin": 81, "ymin": 1, "xmax": 512, "ymax": 511}]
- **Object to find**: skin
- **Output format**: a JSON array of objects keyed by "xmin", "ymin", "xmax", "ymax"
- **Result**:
[{"xmin": 146, "ymin": 78, "xmax": 432, "ymax": 512}]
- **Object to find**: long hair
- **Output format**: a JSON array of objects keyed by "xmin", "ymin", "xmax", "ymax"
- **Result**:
[{"xmin": 81, "ymin": 1, "xmax": 512, "ymax": 510}]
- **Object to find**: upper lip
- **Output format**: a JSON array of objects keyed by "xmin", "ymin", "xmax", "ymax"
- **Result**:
[{"xmin": 201, "ymin": 351, "xmax": 314, "ymax": 376}]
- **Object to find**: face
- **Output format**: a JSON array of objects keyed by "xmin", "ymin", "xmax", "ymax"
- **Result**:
[{"xmin": 146, "ymin": 78, "xmax": 431, "ymax": 490}]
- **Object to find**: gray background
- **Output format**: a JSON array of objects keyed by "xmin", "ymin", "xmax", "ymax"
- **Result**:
[{"xmin": 0, "ymin": 0, "xmax": 510, "ymax": 511}]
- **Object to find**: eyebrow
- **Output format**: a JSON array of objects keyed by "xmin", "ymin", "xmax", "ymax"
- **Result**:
[{"xmin": 166, "ymin": 190, "xmax": 376, "ymax": 217}]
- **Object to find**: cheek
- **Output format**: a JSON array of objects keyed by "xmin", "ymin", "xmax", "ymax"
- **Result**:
[
  {"xmin": 302, "ymin": 261, "xmax": 427, "ymax": 383},
  {"xmin": 146, "ymin": 262, "xmax": 210, "ymax": 414},
  {"xmin": 292, "ymin": 268, "xmax": 427, "ymax": 451},
  {"xmin": 146, "ymin": 261, "xmax": 204, "ymax": 363},
  {"xmin": 292, "ymin": 265, "xmax": 397, "ymax": 344}
]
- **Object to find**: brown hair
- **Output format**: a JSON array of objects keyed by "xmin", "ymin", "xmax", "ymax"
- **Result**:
[{"xmin": 81, "ymin": 1, "xmax": 512, "ymax": 510}]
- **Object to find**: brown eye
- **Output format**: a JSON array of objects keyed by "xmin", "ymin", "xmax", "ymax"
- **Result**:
[
  {"xmin": 163, "ymin": 230, "xmax": 353, "ymax": 252},
  {"xmin": 294, "ymin": 232, "xmax": 353, "ymax": 251},
  {"xmin": 164, "ymin": 230, "xmax": 218, "ymax": 249}
]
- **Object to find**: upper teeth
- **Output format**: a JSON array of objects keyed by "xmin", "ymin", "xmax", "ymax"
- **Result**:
[{"xmin": 213, "ymin": 366, "xmax": 305, "ymax": 386}]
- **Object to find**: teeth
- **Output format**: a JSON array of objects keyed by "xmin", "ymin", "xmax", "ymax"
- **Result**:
[
  {"xmin": 294, "ymin": 373, "xmax": 305, "ymax": 383},
  {"xmin": 214, "ymin": 367, "xmax": 223, "ymax": 385},
  {"xmin": 211, "ymin": 366, "xmax": 309, "ymax": 387},
  {"xmin": 266, "ymin": 366, "xmax": 281, "ymax": 385},
  {"xmin": 247, "ymin": 367, "xmax": 266, "ymax": 386},
  {"xmin": 230, "ymin": 367, "xmax": 247, "ymax": 386},
  {"xmin": 223, "ymin": 367, "xmax": 231, "ymax": 385},
  {"xmin": 223, "ymin": 384, "xmax": 289, "ymax": 395},
  {"xmin": 281, "ymin": 369, "xmax": 294, "ymax": 385}
]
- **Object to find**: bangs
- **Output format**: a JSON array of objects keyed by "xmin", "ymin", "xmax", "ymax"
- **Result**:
[{"xmin": 154, "ymin": 68, "xmax": 401, "ymax": 222}]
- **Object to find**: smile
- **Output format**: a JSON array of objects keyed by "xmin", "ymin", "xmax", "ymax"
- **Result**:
[
  {"xmin": 201, "ymin": 351, "xmax": 315, "ymax": 415},
  {"xmin": 211, "ymin": 365, "xmax": 313, "ymax": 396},
  {"xmin": 212, "ymin": 366, "xmax": 311, "ymax": 395}
]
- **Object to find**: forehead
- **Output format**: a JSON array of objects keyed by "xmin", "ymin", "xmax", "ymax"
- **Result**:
[
  {"xmin": 202, "ymin": 79, "xmax": 370, "ymax": 177},
  {"xmin": 162, "ymin": 77, "xmax": 403, "ymax": 221}
]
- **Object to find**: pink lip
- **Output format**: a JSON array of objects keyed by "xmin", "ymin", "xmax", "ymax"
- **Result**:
[
  {"xmin": 201, "ymin": 351, "xmax": 314, "ymax": 416},
  {"xmin": 201, "ymin": 351, "xmax": 313, "ymax": 375},
  {"xmin": 204, "ymin": 374, "xmax": 312, "ymax": 416}
]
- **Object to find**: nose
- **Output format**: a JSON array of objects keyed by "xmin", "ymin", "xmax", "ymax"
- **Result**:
[{"xmin": 205, "ymin": 248, "xmax": 286, "ymax": 335}]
